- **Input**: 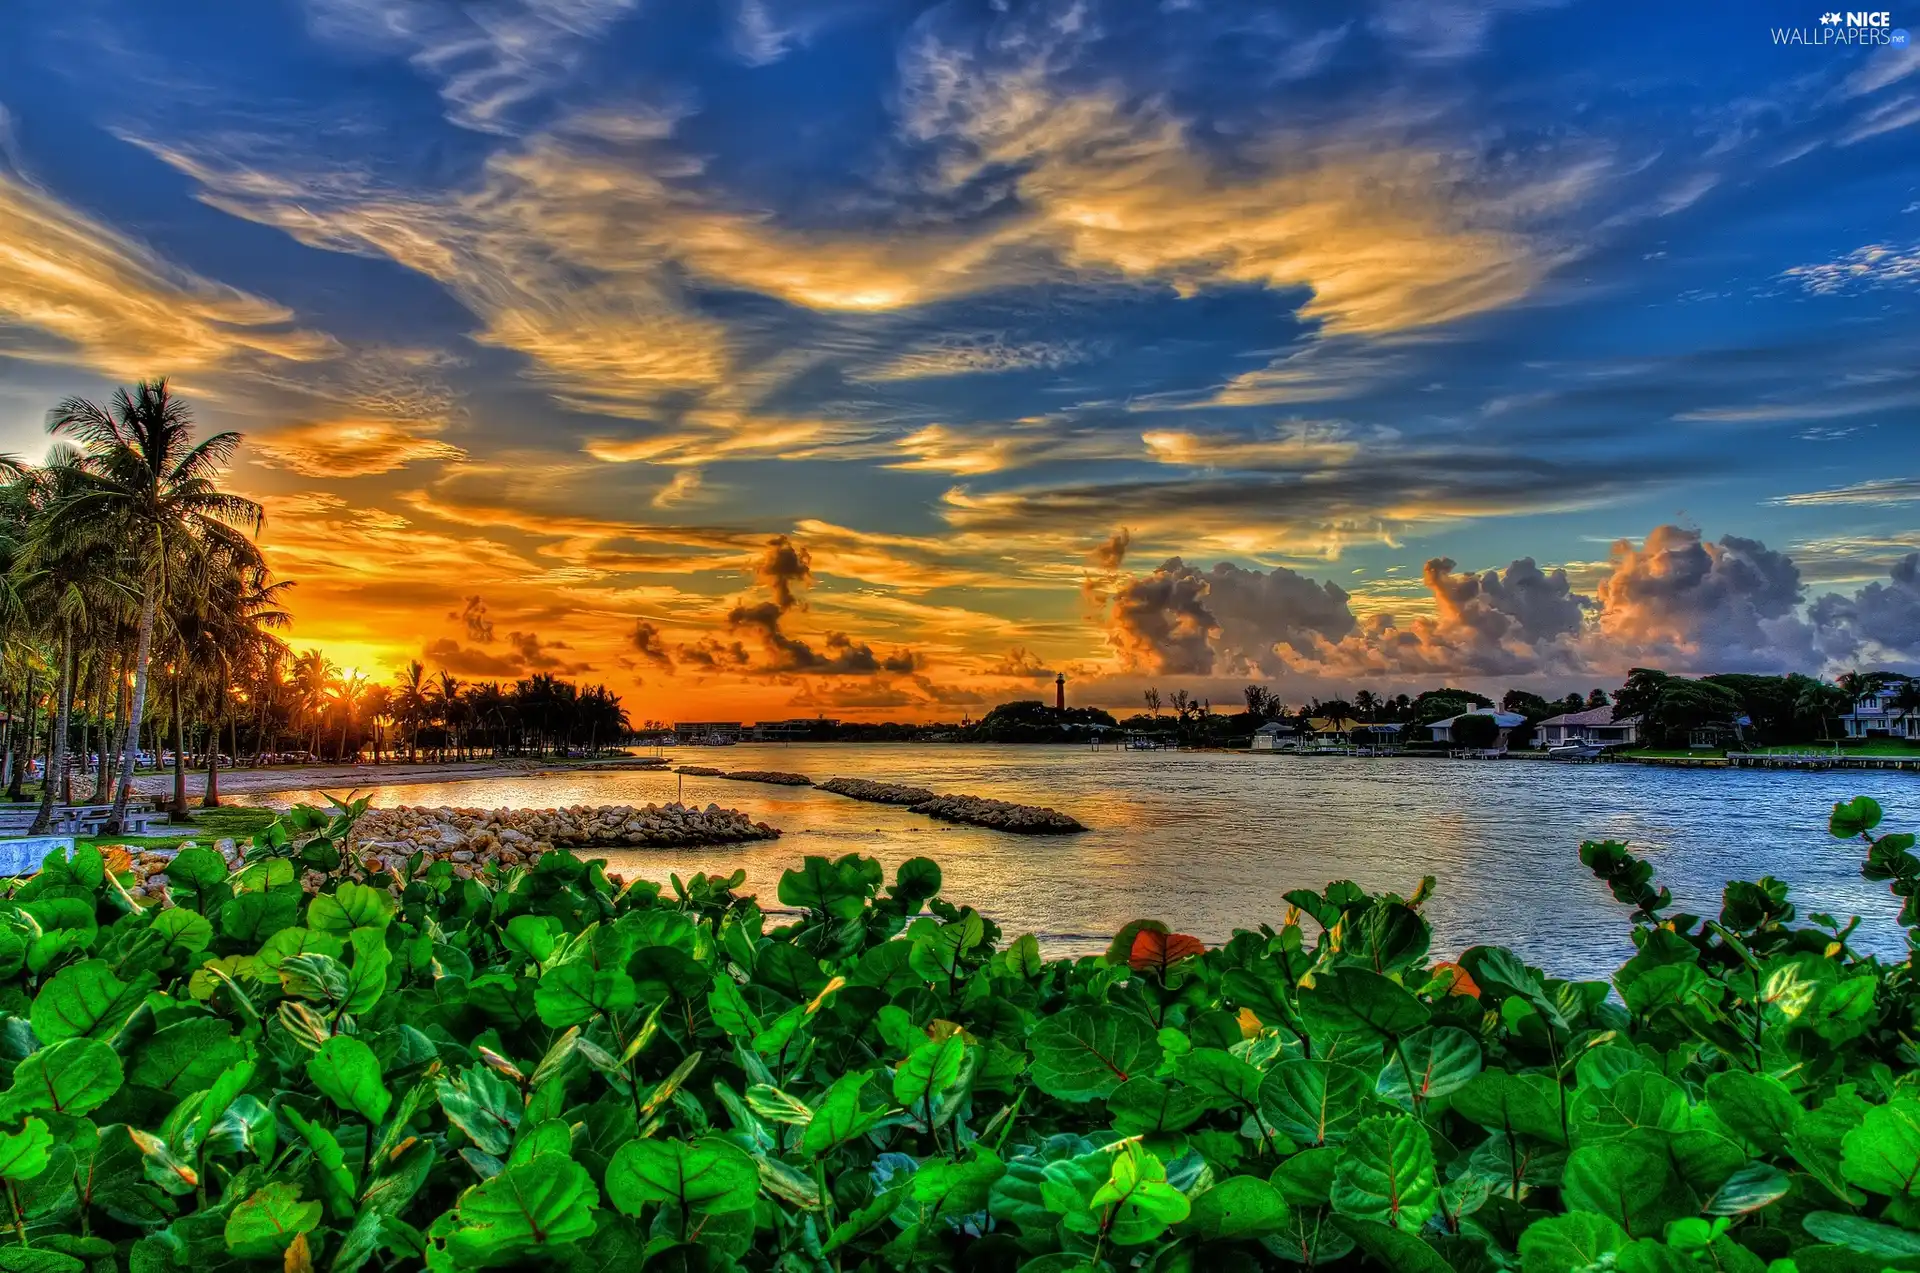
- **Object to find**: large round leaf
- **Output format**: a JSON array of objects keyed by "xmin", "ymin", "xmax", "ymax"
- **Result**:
[
  {"xmin": 1330, "ymin": 1114, "xmax": 1438, "ymax": 1232},
  {"xmin": 2, "ymin": 1037, "xmax": 123, "ymax": 1118},
  {"xmin": 1559, "ymin": 1141, "xmax": 1678, "ymax": 1238},
  {"xmin": 1516, "ymin": 1212, "xmax": 1629, "ymax": 1273},
  {"xmin": 444, "ymin": 1155, "xmax": 599, "ymax": 1266},
  {"xmin": 1187, "ymin": 1175, "xmax": 1287, "ymax": 1240},
  {"xmin": 1107, "ymin": 1077, "xmax": 1208, "ymax": 1136},
  {"xmin": 606, "ymin": 1137, "xmax": 759, "ymax": 1216},
  {"xmin": 1376, "ymin": 1027, "xmax": 1482, "ymax": 1111},
  {"xmin": 1841, "ymin": 1098, "xmax": 1920, "ymax": 1204},
  {"xmin": 1027, "ymin": 1007, "xmax": 1161, "ymax": 1102},
  {"xmin": 30, "ymin": 960, "xmax": 154, "ymax": 1042},
  {"xmin": 225, "ymin": 1182, "xmax": 322, "ymax": 1258},
  {"xmin": 1258, "ymin": 1059, "xmax": 1375, "ymax": 1146},
  {"xmin": 1298, "ymin": 968, "xmax": 1429, "ymax": 1043}
]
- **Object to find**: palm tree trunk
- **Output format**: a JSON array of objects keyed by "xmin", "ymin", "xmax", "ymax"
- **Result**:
[
  {"xmin": 94, "ymin": 657, "xmax": 119, "ymax": 803},
  {"xmin": 109, "ymin": 584, "xmax": 158, "ymax": 834},
  {"xmin": 9, "ymin": 668, "xmax": 36, "ymax": 802},
  {"xmin": 29, "ymin": 637, "xmax": 73, "ymax": 835},
  {"xmin": 170, "ymin": 675, "xmax": 189, "ymax": 820}
]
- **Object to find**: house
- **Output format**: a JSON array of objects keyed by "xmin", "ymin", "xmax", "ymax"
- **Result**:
[
  {"xmin": 1426, "ymin": 711, "xmax": 1526, "ymax": 747},
  {"xmin": 1251, "ymin": 721, "xmax": 1300, "ymax": 751},
  {"xmin": 1842, "ymin": 680, "xmax": 1919, "ymax": 740},
  {"xmin": 1537, "ymin": 706, "xmax": 1642, "ymax": 749},
  {"xmin": 1307, "ymin": 716, "xmax": 1361, "ymax": 738}
]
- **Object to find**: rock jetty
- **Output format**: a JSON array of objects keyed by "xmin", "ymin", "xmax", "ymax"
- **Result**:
[
  {"xmin": 818, "ymin": 777, "xmax": 1085, "ymax": 834},
  {"xmin": 350, "ymin": 803, "xmax": 780, "ymax": 869},
  {"xmin": 912, "ymin": 794, "xmax": 1086, "ymax": 834},
  {"xmin": 817, "ymin": 777, "xmax": 937, "ymax": 805},
  {"xmin": 717, "ymin": 770, "xmax": 813, "ymax": 786},
  {"xmin": 674, "ymin": 765, "xmax": 725, "ymax": 777}
]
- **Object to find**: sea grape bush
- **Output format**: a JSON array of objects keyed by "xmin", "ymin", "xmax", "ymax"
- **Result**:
[{"xmin": 0, "ymin": 798, "xmax": 1915, "ymax": 1271}]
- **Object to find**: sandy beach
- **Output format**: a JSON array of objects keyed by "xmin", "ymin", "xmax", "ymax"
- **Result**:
[{"xmin": 127, "ymin": 756, "xmax": 666, "ymax": 801}]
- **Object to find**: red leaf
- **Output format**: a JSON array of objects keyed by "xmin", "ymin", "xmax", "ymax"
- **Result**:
[{"xmin": 1129, "ymin": 929, "xmax": 1207, "ymax": 974}]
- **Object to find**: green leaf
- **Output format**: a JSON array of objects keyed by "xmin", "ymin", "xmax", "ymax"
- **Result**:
[
  {"xmin": 1705, "ymin": 1071, "xmax": 1801, "ymax": 1157},
  {"xmin": 1332, "ymin": 1217, "xmax": 1459, "ymax": 1272},
  {"xmin": 1259, "ymin": 1058, "xmax": 1375, "ymax": 1145},
  {"xmin": 705, "ymin": 977, "xmax": 760, "ymax": 1039},
  {"xmin": 1187, "ymin": 1175, "xmax": 1287, "ymax": 1239},
  {"xmin": 1803, "ymin": 1211, "xmax": 1920, "ymax": 1257},
  {"xmin": 1829, "ymin": 796, "xmax": 1883, "ymax": 837},
  {"xmin": 1841, "ymin": 1098, "xmax": 1920, "ymax": 1204},
  {"xmin": 30, "ymin": 959, "xmax": 154, "ymax": 1042},
  {"xmin": 2, "ymin": 1037, "xmax": 123, "ymax": 1117},
  {"xmin": 1028, "ymin": 1006, "xmax": 1161, "ymax": 1101},
  {"xmin": 307, "ymin": 881, "xmax": 396, "ymax": 932},
  {"xmin": 1107, "ymin": 1077, "xmax": 1209, "ymax": 1135},
  {"xmin": 167, "ymin": 845, "xmax": 230, "ymax": 891},
  {"xmin": 777, "ymin": 855, "xmax": 878, "ymax": 920},
  {"xmin": 1377, "ymin": 1027, "xmax": 1482, "ymax": 1111},
  {"xmin": 149, "ymin": 909, "xmax": 213, "ymax": 953},
  {"xmin": 0, "ymin": 1118, "xmax": 51, "ymax": 1182},
  {"xmin": 1086, "ymin": 1141, "xmax": 1189, "ymax": 1245},
  {"xmin": 307, "ymin": 1034, "xmax": 392, "ymax": 1124},
  {"xmin": 894, "ymin": 1034, "xmax": 967, "ymax": 1110},
  {"xmin": 128, "ymin": 1018, "xmax": 246, "ymax": 1094},
  {"xmin": 606, "ymin": 1137, "xmax": 760, "ymax": 1216},
  {"xmin": 1298, "ymin": 967, "xmax": 1429, "ymax": 1042},
  {"xmin": 1569, "ymin": 1070, "xmax": 1687, "ymax": 1142},
  {"xmin": 1707, "ymin": 1163, "xmax": 1791, "ymax": 1216},
  {"xmin": 1331, "ymin": 1113, "xmax": 1438, "ymax": 1231},
  {"xmin": 534, "ymin": 959, "xmax": 637, "ymax": 1029},
  {"xmin": 1517, "ymin": 1212, "xmax": 1629, "ymax": 1273},
  {"xmin": 1451, "ymin": 1070, "xmax": 1566, "ymax": 1144},
  {"xmin": 1559, "ymin": 1141, "xmax": 1677, "ymax": 1238},
  {"xmin": 438, "ymin": 1063, "xmax": 524, "ymax": 1157},
  {"xmin": 343, "ymin": 926, "xmax": 394, "ymax": 1014},
  {"xmin": 224, "ymin": 1182, "xmax": 322, "ymax": 1258},
  {"xmin": 442, "ymin": 1155, "xmax": 599, "ymax": 1267},
  {"xmin": 800, "ymin": 1072, "xmax": 885, "ymax": 1157}
]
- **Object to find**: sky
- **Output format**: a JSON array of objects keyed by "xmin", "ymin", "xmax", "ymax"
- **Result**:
[{"xmin": 0, "ymin": 0, "xmax": 1917, "ymax": 722}]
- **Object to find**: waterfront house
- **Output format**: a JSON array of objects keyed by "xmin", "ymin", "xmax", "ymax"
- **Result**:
[
  {"xmin": 1538, "ymin": 706, "xmax": 1642, "ymax": 749},
  {"xmin": 673, "ymin": 721, "xmax": 743, "ymax": 743},
  {"xmin": 1842, "ymin": 679, "xmax": 1919, "ymax": 740},
  {"xmin": 1426, "ymin": 710, "xmax": 1526, "ymax": 747},
  {"xmin": 1251, "ymin": 721, "xmax": 1300, "ymax": 750}
]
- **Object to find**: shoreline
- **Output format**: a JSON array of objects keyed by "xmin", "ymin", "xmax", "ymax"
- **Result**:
[{"xmin": 127, "ymin": 756, "xmax": 669, "ymax": 802}]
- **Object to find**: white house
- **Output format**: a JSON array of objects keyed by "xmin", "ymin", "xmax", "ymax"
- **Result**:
[
  {"xmin": 1841, "ymin": 679, "xmax": 1918, "ymax": 739},
  {"xmin": 1538, "ymin": 706, "xmax": 1642, "ymax": 749},
  {"xmin": 1426, "ymin": 711, "xmax": 1526, "ymax": 747},
  {"xmin": 1251, "ymin": 721, "xmax": 1300, "ymax": 751}
]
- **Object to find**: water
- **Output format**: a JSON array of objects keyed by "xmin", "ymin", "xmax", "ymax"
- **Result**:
[{"xmin": 240, "ymin": 744, "xmax": 1917, "ymax": 979}]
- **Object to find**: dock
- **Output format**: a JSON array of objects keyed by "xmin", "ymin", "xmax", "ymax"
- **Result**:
[{"xmin": 1726, "ymin": 752, "xmax": 1920, "ymax": 771}]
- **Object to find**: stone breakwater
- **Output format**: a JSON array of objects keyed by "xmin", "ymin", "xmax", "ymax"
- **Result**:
[
  {"xmin": 716, "ymin": 770, "xmax": 813, "ymax": 786},
  {"xmin": 817, "ymin": 777, "xmax": 1085, "ymax": 834},
  {"xmin": 351, "ymin": 802, "xmax": 780, "ymax": 867},
  {"xmin": 674, "ymin": 766, "xmax": 725, "ymax": 777},
  {"xmin": 817, "ymin": 777, "xmax": 937, "ymax": 805}
]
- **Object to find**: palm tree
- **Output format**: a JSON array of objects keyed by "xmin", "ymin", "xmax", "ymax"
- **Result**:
[
  {"xmin": 331, "ymin": 670, "xmax": 367, "ymax": 762},
  {"xmin": 291, "ymin": 649, "xmax": 336, "ymax": 759},
  {"xmin": 1886, "ymin": 677, "xmax": 1920, "ymax": 741},
  {"xmin": 1353, "ymin": 689, "xmax": 1380, "ymax": 721},
  {"xmin": 42, "ymin": 381, "xmax": 263, "ymax": 832},
  {"xmin": 394, "ymin": 661, "xmax": 429, "ymax": 762},
  {"xmin": 432, "ymin": 670, "xmax": 463, "ymax": 761},
  {"xmin": 1794, "ymin": 679, "xmax": 1851, "ymax": 744},
  {"xmin": 191, "ymin": 557, "xmax": 291, "ymax": 804}
]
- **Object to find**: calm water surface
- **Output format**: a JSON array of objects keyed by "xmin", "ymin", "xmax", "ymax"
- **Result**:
[{"xmin": 243, "ymin": 745, "xmax": 1916, "ymax": 978}]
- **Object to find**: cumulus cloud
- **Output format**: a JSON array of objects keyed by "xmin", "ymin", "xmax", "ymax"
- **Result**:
[
  {"xmin": 1594, "ymin": 526, "xmax": 1815, "ymax": 672},
  {"xmin": 628, "ymin": 619, "xmax": 673, "ymax": 669},
  {"xmin": 453, "ymin": 595, "xmax": 495, "ymax": 643},
  {"xmin": 1105, "ymin": 558, "xmax": 1358, "ymax": 676},
  {"xmin": 1094, "ymin": 526, "xmax": 1920, "ymax": 686}
]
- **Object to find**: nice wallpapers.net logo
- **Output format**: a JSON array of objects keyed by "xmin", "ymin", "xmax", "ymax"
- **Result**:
[{"xmin": 1773, "ymin": 10, "xmax": 1911, "ymax": 44}]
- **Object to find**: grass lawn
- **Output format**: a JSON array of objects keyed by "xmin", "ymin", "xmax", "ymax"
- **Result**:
[
  {"xmin": 1750, "ymin": 741, "xmax": 1919, "ymax": 756},
  {"xmin": 75, "ymin": 804, "xmax": 277, "ymax": 853}
]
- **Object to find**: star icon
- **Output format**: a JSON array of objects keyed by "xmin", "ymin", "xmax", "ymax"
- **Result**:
[{"xmin": 1821, "ymin": 11, "xmax": 1843, "ymax": 23}]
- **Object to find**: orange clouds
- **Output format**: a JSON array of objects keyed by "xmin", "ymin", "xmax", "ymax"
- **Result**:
[
  {"xmin": 0, "ymin": 172, "xmax": 335, "ymax": 376},
  {"xmin": 251, "ymin": 418, "xmax": 465, "ymax": 476}
]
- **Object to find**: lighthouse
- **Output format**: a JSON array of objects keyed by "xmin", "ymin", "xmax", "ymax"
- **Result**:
[{"xmin": 1055, "ymin": 672, "xmax": 1066, "ymax": 711}]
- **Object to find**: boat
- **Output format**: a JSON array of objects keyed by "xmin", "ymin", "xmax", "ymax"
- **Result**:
[{"xmin": 1547, "ymin": 742, "xmax": 1605, "ymax": 761}]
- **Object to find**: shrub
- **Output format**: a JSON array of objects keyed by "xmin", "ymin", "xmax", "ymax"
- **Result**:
[
  {"xmin": 0, "ymin": 795, "xmax": 1914, "ymax": 1269},
  {"xmin": 1450, "ymin": 712, "xmax": 1502, "ymax": 749}
]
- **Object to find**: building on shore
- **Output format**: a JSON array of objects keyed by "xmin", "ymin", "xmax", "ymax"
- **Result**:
[
  {"xmin": 1426, "ymin": 710, "xmax": 1527, "ymax": 748},
  {"xmin": 1538, "ymin": 707, "xmax": 1642, "ymax": 749},
  {"xmin": 749, "ymin": 718, "xmax": 840, "ymax": 741},
  {"xmin": 673, "ymin": 721, "xmax": 743, "ymax": 743},
  {"xmin": 1251, "ymin": 721, "xmax": 1299, "ymax": 750},
  {"xmin": 1841, "ymin": 680, "xmax": 1918, "ymax": 739}
]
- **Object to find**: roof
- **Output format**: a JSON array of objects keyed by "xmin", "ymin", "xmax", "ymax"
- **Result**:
[
  {"xmin": 1309, "ymin": 716, "xmax": 1360, "ymax": 733},
  {"xmin": 1253, "ymin": 721, "xmax": 1297, "ymax": 734},
  {"xmin": 1429, "ymin": 711, "xmax": 1526, "ymax": 729},
  {"xmin": 1539, "ymin": 707, "xmax": 1638, "ymax": 728}
]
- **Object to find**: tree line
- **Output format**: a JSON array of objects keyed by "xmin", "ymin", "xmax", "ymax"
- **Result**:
[{"xmin": 0, "ymin": 380, "xmax": 632, "ymax": 835}]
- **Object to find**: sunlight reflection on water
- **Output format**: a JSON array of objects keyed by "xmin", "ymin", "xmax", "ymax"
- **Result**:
[{"xmin": 242, "ymin": 744, "xmax": 1916, "ymax": 978}]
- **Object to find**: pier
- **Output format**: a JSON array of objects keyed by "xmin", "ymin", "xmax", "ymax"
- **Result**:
[{"xmin": 1727, "ymin": 752, "xmax": 1920, "ymax": 771}]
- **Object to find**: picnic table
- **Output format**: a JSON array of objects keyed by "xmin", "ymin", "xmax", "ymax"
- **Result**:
[{"xmin": 0, "ymin": 801, "xmax": 165, "ymax": 837}]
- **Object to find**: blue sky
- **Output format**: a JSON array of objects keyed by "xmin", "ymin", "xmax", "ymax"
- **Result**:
[{"xmin": 1, "ymin": 0, "xmax": 1916, "ymax": 716}]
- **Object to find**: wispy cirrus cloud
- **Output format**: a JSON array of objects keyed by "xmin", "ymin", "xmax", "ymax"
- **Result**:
[{"xmin": 1772, "ymin": 477, "xmax": 1920, "ymax": 507}]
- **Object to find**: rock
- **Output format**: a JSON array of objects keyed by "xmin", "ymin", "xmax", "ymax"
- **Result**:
[
  {"xmin": 349, "ymin": 800, "xmax": 781, "ymax": 867},
  {"xmin": 818, "ymin": 777, "xmax": 937, "ymax": 805},
  {"xmin": 718, "ymin": 770, "xmax": 812, "ymax": 786},
  {"xmin": 819, "ymin": 776, "xmax": 1084, "ymax": 834},
  {"xmin": 450, "ymin": 850, "xmax": 475, "ymax": 863}
]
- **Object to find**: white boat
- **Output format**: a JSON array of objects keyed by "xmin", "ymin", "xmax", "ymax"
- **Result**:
[{"xmin": 1547, "ymin": 742, "xmax": 1605, "ymax": 760}]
